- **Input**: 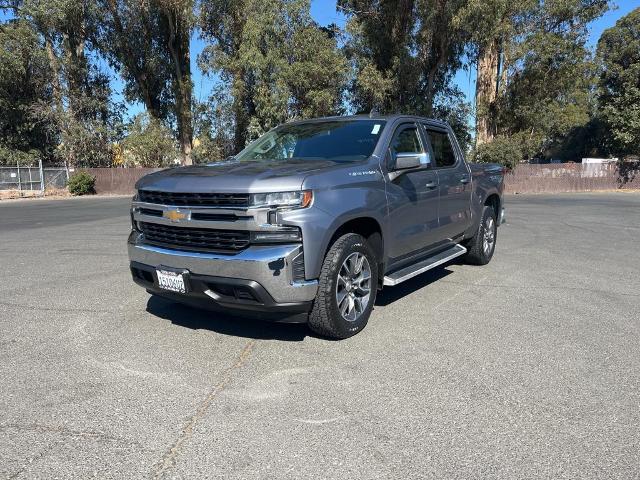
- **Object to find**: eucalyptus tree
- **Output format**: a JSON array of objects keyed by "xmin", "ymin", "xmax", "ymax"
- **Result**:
[
  {"xmin": 1, "ymin": 0, "xmax": 118, "ymax": 166},
  {"xmin": 95, "ymin": 0, "xmax": 194, "ymax": 164},
  {"xmin": 597, "ymin": 7, "xmax": 640, "ymax": 156},
  {"xmin": 0, "ymin": 19, "xmax": 54, "ymax": 164},
  {"xmin": 338, "ymin": 0, "xmax": 468, "ymax": 116},
  {"xmin": 456, "ymin": 0, "xmax": 608, "ymax": 150},
  {"xmin": 199, "ymin": 0, "xmax": 347, "ymax": 152}
]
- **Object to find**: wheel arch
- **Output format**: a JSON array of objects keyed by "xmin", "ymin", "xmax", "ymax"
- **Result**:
[
  {"xmin": 484, "ymin": 193, "xmax": 501, "ymax": 219},
  {"xmin": 320, "ymin": 216, "xmax": 385, "ymax": 279}
]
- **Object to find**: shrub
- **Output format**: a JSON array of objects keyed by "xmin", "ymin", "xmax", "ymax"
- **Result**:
[
  {"xmin": 67, "ymin": 171, "xmax": 96, "ymax": 195},
  {"xmin": 473, "ymin": 135, "xmax": 524, "ymax": 170},
  {"xmin": 121, "ymin": 113, "xmax": 178, "ymax": 167}
]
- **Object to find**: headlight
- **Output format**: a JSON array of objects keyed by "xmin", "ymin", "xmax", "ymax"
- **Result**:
[{"xmin": 249, "ymin": 190, "xmax": 312, "ymax": 208}]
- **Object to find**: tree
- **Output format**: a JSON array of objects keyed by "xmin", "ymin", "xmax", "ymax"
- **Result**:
[
  {"xmin": 339, "ymin": 0, "xmax": 468, "ymax": 116},
  {"xmin": 95, "ymin": 0, "xmax": 194, "ymax": 165},
  {"xmin": 0, "ymin": 19, "xmax": 54, "ymax": 165},
  {"xmin": 454, "ymin": 0, "xmax": 528, "ymax": 145},
  {"xmin": 1, "ymin": 1, "xmax": 120, "ymax": 166},
  {"xmin": 458, "ymin": 0, "xmax": 608, "ymax": 147},
  {"xmin": 200, "ymin": 0, "xmax": 347, "ymax": 152},
  {"xmin": 121, "ymin": 113, "xmax": 178, "ymax": 167},
  {"xmin": 497, "ymin": 30, "xmax": 597, "ymax": 161},
  {"xmin": 596, "ymin": 7, "xmax": 640, "ymax": 156}
]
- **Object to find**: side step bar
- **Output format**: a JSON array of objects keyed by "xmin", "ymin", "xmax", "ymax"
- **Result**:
[{"xmin": 383, "ymin": 244, "xmax": 467, "ymax": 286}]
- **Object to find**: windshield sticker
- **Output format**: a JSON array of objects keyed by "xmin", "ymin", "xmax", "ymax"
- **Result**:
[{"xmin": 371, "ymin": 124, "xmax": 381, "ymax": 135}]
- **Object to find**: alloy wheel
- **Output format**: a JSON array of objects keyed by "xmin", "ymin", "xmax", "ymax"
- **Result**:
[{"xmin": 335, "ymin": 252, "xmax": 372, "ymax": 322}]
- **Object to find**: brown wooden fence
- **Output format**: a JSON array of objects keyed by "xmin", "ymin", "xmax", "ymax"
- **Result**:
[
  {"xmin": 81, "ymin": 162, "xmax": 640, "ymax": 196},
  {"xmin": 82, "ymin": 167, "xmax": 160, "ymax": 195},
  {"xmin": 504, "ymin": 162, "xmax": 640, "ymax": 194}
]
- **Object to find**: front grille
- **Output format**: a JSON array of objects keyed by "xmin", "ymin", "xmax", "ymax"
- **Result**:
[
  {"xmin": 138, "ymin": 190, "xmax": 250, "ymax": 208},
  {"xmin": 139, "ymin": 207, "xmax": 162, "ymax": 217},
  {"xmin": 139, "ymin": 222, "xmax": 250, "ymax": 253}
]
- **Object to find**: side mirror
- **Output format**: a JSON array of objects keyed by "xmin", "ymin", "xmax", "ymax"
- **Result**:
[{"xmin": 394, "ymin": 152, "xmax": 430, "ymax": 170}]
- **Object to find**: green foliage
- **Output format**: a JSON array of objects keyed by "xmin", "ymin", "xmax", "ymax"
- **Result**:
[
  {"xmin": 1, "ymin": 0, "xmax": 638, "ymax": 169},
  {"xmin": 340, "ymin": 0, "xmax": 468, "ymax": 116},
  {"xmin": 90, "ymin": 0, "xmax": 195, "ymax": 163},
  {"xmin": 596, "ymin": 8, "xmax": 640, "ymax": 157},
  {"xmin": 432, "ymin": 89, "xmax": 473, "ymax": 153},
  {"xmin": 67, "ymin": 171, "xmax": 96, "ymax": 195},
  {"xmin": 473, "ymin": 135, "xmax": 523, "ymax": 169},
  {"xmin": 1, "ymin": 1, "xmax": 122, "ymax": 167},
  {"xmin": 200, "ymin": 0, "xmax": 348, "ymax": 150},
  {"xmin": 468, "ymin": 0, "xmax": 610, "ymax": 160},
  {"xmin": 121, "ymin": 113, "xmax": 178, "ymax": 167},
  {"xmin": 0, "ymin": 145, "xmax": 41, "ymax": 167},
  {"xmin": 191, "ymin": 94, "xmax": 235, "ymax": 163},
  {"xmin": 498, "ymin": 32, "xmax": 596, "ymax": 160},
  {"xmin": 0, "ymin": 19, "xmax": 55, "ymax": 165}
]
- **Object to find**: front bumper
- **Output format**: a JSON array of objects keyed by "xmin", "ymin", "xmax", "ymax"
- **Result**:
[{"xmin": 128, "ymin": 232, "xmax": 318, "ymax": 315}]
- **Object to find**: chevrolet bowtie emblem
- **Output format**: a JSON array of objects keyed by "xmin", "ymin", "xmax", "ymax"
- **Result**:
[{"xmin": 163, "ymin": 209, "xmax": 189, "ymax": 222}]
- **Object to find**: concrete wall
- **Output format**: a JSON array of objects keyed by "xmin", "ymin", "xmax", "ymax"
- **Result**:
[{"xmin": 83, "ymin": 163, "xmax": 640, "ymax": 196}]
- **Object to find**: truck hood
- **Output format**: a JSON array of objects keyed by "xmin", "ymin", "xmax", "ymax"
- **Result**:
[{"xmin": 135, "ymin": 159, "xmax": 339, "ymax": 193}]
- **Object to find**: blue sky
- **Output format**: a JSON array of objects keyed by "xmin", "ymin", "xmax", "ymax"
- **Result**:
[{"xmin": 2, "ymin": 0, "xmax": 638, "ymax": 119}]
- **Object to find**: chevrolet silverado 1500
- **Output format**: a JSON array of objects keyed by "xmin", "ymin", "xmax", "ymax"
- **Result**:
[{"xmin": 128, "ymin": 115, "xmax": 504, "ymax": 338}]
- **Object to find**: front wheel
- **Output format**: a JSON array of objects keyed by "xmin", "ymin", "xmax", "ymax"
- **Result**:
[
  {"xmin": 464, "ymin": 206, "xmax": 498, "ymax": 265},
  {"xmin": 308, "ymin": 233, "xmax": 378, "ymax": 339}
]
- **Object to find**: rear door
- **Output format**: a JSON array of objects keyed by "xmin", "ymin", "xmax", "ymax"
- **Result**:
[
  {"xmin": 384, "ymin": 123, "xmax": 441, "ymax": 263},
  {"xmin": 423, "ymin": 126, "xmax": 472, "ymax": 241}
]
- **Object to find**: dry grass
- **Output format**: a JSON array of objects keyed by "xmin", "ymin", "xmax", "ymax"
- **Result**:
[{"xmin": 0, "ymin": 189, "xmax": 70, "ymax": 201}]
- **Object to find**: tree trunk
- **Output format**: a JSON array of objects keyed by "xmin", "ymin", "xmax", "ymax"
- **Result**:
[
  {"xmin": 475, "ymin": 39, "xmax": 500, "ymax": 146},
  {"xmin": 163, "ymin": 6, "xmax": 193, "ymax": 166},
  {"xmin": 233, "ymin": 77, "xmax": 249, "ymax": 153},
  {"xmin": 45, "ymin": 36, "xmax": 63, "ymax": 116}
]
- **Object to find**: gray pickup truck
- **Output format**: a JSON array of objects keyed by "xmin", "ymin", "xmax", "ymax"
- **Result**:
[{"xmin": 128, "ymin": 114, "xmax": 504, "ymax": 338}]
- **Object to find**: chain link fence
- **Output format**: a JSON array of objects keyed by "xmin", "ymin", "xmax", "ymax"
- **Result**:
[{"xmin": 0, "ymin": 160, "xmax": 70, "ymax": 196}]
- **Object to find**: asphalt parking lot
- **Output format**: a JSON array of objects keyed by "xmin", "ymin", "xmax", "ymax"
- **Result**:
[{"xmin": 1, "ymin": 192, "xmax": 639, "ymax": 479}]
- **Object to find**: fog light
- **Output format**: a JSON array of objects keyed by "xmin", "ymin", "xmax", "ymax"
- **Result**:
[{"xmin": 251, "ymin": 229, "xmax": 302, "ymax": 243}]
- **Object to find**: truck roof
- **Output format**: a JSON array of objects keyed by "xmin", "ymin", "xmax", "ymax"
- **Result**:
[{"xmin": 285, "ymin": 114, "xmax": 450, "ymax": 129}]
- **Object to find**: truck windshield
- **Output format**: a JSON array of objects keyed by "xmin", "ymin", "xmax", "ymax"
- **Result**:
[{"xmin": 236, "ymin": 120, "xmax": 386, "ymax": 163}]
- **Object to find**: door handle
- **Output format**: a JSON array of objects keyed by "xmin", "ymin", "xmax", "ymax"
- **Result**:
[
  {"xmin": 460, "ymin": 176, "xmax": 470, "ymax": 184},
  {"xmin": 425, "ymin": 181, "xmax": 437, "ymax": 189}
]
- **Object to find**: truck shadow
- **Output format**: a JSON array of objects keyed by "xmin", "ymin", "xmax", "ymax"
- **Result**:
[
  {"xmin": 145, "ymin": 295, "xmax": 310, "ymax": 341},
  {"xmin": 375, "ymin": 265, "xmax": 455, "ymax": 306},
  {"xmin": 145, "ymin": 262, "xmax": 460, "ymax": 340}
]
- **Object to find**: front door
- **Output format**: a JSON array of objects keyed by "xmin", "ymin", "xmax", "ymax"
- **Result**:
[
  {"xmin": 385, "ymin": 123, "xmax": 441, "ymax": 265},
  {"xmin": 423, "ymin": 127, "xmax": 472, "ymax": 241}
]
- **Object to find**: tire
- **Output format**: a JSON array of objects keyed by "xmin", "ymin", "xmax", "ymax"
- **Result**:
[
  {"xmin": 308, "ymin": 233, "xmax": 379, "ymax": 339},
  {"xmin": 464, "ymin": 206, "xmax": 498, "ymax": 265}
]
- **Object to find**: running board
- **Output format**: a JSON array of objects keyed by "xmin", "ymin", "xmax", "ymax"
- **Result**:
[{"xmin": 383, "ymin": 244, "xmax": 467, "ymax": 286}]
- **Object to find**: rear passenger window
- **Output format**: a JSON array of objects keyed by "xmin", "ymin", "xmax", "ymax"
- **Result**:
[{"xmin": 426, "ymin": 130, "xmax": 456, "ymax": 168}]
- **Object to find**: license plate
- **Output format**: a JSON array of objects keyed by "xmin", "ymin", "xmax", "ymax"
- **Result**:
[{"xmin": 156, "ymin": 269, "xmax": 187, "ymax": 293}]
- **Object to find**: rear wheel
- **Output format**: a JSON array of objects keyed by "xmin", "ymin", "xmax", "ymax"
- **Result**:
[
  {"xmin": 464, "ymin": 206, "xmax": 498, "ymax": 265},
  {"xmin": 308, "ymin": 233, "xmax": 378, "ymax": 339}
]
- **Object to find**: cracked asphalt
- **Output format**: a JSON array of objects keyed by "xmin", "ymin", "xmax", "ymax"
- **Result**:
[{"xmin": 1, "ymin": 193, "xmax": 639, "ymax": 479}]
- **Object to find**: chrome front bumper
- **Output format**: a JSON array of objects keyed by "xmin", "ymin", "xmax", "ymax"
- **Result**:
[{"xmin": 127, "ymin": 233, "xmax": 318, "ymax": 304}]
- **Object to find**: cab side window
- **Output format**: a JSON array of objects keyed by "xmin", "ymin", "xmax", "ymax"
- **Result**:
[
  {"xmin": 389, "ymin": 126, "xmax": 422, "ymax": 166},
  {"xmin": 426, "ymin": 130, "xmax": 456, "ymax": 168}
]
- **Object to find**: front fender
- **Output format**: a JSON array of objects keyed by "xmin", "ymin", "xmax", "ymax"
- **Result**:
[{"xmin": 280, "ymin": 183, "xmax": 387, "ymax": 279}]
